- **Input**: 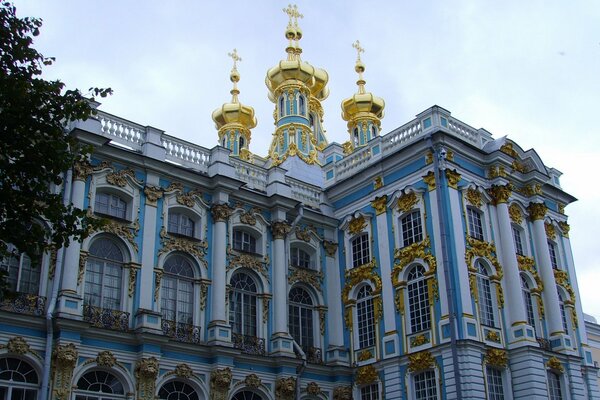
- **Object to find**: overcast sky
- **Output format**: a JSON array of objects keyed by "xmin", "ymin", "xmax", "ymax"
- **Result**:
[{"xmin": 17, "ymin": 1, "xmax": 600, "ymax": 321}]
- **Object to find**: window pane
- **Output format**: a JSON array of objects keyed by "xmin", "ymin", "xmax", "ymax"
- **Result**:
[
  {"xmin": 414, "ymin": 370, "xmax": 437, "ymax": 400},
  {"xmin": 408, "ymin": 266, "xmax": 431, "ymax": 333},
  {"xmin": 357, "ymin": 286, "xmax": 376, "ymax": 348},
  {"xmin": 401, "ymin": 211, "xmax": 423, "ymax": 247},
  {"xmin": 467, "ymin": 208, "xmax": 484, "ymax": 240},
  {"xmin": 476, "ymin": 263, "xmax": 495, "ymax": 327},
  {"xmin": 352, "ymin": 234, "xmax": 370, "ymax": 268},
  {"xmin": 486, "ymin": 367, "xmax": 504, "ymax": 400}
]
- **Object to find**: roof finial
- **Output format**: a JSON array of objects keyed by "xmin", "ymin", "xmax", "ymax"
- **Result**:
[
  {"xmin": 352, "ymin": 40, "xmax": 367, "ymax": 94},
  {"xmin": 228, "ymin": 48, "xmax": 242, "ymax": 103},
  {"xmin": 283, "ymin": 4, "xmax": 303, "ymax": 59}
]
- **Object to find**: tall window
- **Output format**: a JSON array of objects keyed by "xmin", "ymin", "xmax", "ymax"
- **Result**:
[
  {"xmin": 558, "ymin": 290, "xmax": 569, "ymax": 334},
  {"xmin": 84, "ymin": 238, "xmax": 124, "ymax": 310},
  {"xmin": 288, "ymin": 287, "xmax": 314, "ymax": 350},
  {"xmin": 233, "ymin": 230, "xmax": 257, "ymax": 254},
  {"xmin": 548, "ymin": 241, "xmax": 559, "ymax": 269},
  {"xmin": 370, "ymin": 125, "xmax": 377, "ymax": 138},
  {"xmin": 158, "ymin": 381, "xmax": 200, "ymax": 400},
  {"xmin": 521, "ymin": 275, "xmax": 536, "ymax": 334},
  {"xmin": 229, "ymin": 272, "xmax": 257, "ymax": 336},
  {"xmin": 353, "ymin": 128, "xmax": 360, "ymax": 147},
  {"xmin": 360, "ymin": 384, "xmax": 379, "ymax": 400},
  {"xmin": 279, "ymin": 96, "xmax": 285, "ymax": 118},
  {"xmin": 486, "ymin": 366, "xmax": 504, "ymax": 400},
  {"xmin": 476, "ymin": 261, "xmax": 495, "ymax": 327},
  {"xmin": 74, "ymin": 370, "xmax": 126, "ymax": 400},
  {"xmin": 401, "ymin": 211, "xmax": 423, "ymax": 247},
  {"xmin": 407, "ymin": 265, "xmax": 431, "ymax": 333},
  {"xmin": 291, "ymin": 246, "xmax": 312, "ymax": 269},
  {"xmin": 95, "ymin": 192, "xmax": 127, "ymax": 219},
  {"xmin": 512, "ymin": 226, "xmax": 524, "ymax": 255},
  {"xmin": 309, "ymin": 114, "xmax": 315, "ymax": 128},
  {"xmin": 299, "ymin": 95, "xmax": 306, "ymax": 115},
  {"xmin": 356, "ymin": 285, "xmax": 376, "ymax": 349},
  {"xmin": 161, "ymin": 255, "xmax": 194, "ymax": 324},
  {"xmin": 168, "ymin": 212, "xmax": 195, "ymax": 238},
  {"xmin": 467, "ymin": 208, "xmax": 484, "ymax": 240},
  {"xmin": 239, "ymin": 136, "xmax": 245, "ymax": 149},
  {"xmin": 547, "ymin": 371, "xmax": 563, "ymax": 400},
  {"xmin": 0, "ymin": 357, "xmax": 38, "ymax": 400},
  {"xmin": 1, "ymin": 249, "xmax": 40, "ymax": 294},
  {"xmin": 413, "ymin": 370, "xmax": 437, "ymax": 400},
  {"xmin": 351, "ymin": 233, "xmax": 370, "ymax": 268}
]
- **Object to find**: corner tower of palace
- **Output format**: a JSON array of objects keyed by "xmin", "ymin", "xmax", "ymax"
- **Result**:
[{"xmin": 266, "ymin": 5, "xmax": 329, "ymax": 183}]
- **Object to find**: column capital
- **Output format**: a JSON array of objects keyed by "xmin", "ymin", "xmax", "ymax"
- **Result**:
[
  {"xmin": 527, "ymin": 202, "xmax": 547, "ymax": 221},
  {"xmin": 211, "ymin": 203, "xmax": 233, "ymax": 222},
  {"xmin": 143, "ymin": 185, "xmax": 164, "ymax": 207},
  {"xmin": 370, "ymin": 195, "xmax": 387, "ymax": 215},
  {"xmin": 271, "ymin": 220, "xmax": 291, "ymax": 239},
  {"xmin": 73, "ymin": 159, "xmax": 93, "ymax": 181},
  {"xmin": 488, "ymin": 184, "xmax": 512, "ymax": 205},
  {"xmin": 323, "ymin": 240, "xmax": 338, "ymax": 257}
]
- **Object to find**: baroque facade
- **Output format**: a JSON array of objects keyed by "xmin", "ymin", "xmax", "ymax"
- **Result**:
[{"xmin": 1, "ymin": 5, "xmax": 599, "ymax": 400}]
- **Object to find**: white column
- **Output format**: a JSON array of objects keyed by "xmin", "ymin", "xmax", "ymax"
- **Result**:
[
  {"xmin": 270, "ymin": 219, "xmax": 294, "ymax": 355},
  {"xmin": 528, "ymin": 203, "xmax": 563, "ymax": 337},
  {"xmin": 324, "ymin": 237, "xmax": 343, "ymax": 347},
  {"xmin": 207, "ymin": 203, "xmax": 232, "ymax": 344},
  {"xmin": 490, "ymin": 185, "xmax": 535, "ymax": 344}
]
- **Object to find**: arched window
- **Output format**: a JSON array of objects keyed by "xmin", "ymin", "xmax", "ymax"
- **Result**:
[
  {"xmin": 548, "ymin": 241, "xmax": 559, "ymax": 270},
  {"xmin": 512, "ymin": 225, "xmax": 524, "ymax": 255},
  {"xmin": 356, "ymin": 285, "xmax": 376, "ymax": 349},
  {"xmin": 239, "ymin": 136, "xmax": 245, "ymax": 150},
  {"xmin": 1, "ymin": 247, "xmax": 40, "ymax": 294},
  {"xmin": 229, "ymin": 272, "xmax": 258, "ymax": 337},
  {"xmin": 309, "ymin": 114, "xmax": 315, "ymax": 128},
  {"xmin": 467, "ymin": 207, "xmax": 484, "ymax": 240},
  {"xmin": 558, "ymin": 290, "xmax": 569, "ymax": 334},
  {"xmin": 351, "ymin": 233, "xmax": 370, "ymax": 268},
  {"xmin": 521, "ymin": 274, "xmax": 536, "ymax": 334},
  {"xmin": 547, "ymin": 371, "xmax": 563, "ymax": 400},
  {"xmin": 279, "ymin": 96, "xmax": 285, "ymax": 118},
  {"xmin": 95, "ymin": 192, "xmax": 127, "ymax": 220},
  {"xmin": 413, "ymin": 370, "xmax": 437, "ymax": 400},
  {"xmin": 288, "ymin": 287, "xmax": 314, "ymax": 351},
  {"xmin": 168, "ymin": 212, "xmax": 195, "ymax": 238},
  {"xmin": 485, "ymin": 366, "xmax": 504, "ymax": 400},
  {"xmin": 407, "ymin": 265, "xmax": 430, "ymax": 333},
  {"xmin": 290, "ymin": 246, "xmax": 312, "ymax": 269},
  {"xmin": 233, "ymin": 229, "xmax": 258, "ymax": 254},
  {"xmin": 161, "ymin": 255, "xmax": 194, "ymax": 324},
  {"xmin": 0, "ymin": 357, "xmax": 38, "ymax": 400},
  {"xmin": 85, "ymin": 238, "xmax": 124, "ymax": 310},
  {"xmin": 221, "ymin": 137, "xmax": 226, "ymax": 147},
  {"xmin": 370, "ymin": 125, "xmax": 377, "ymax": 138},
  {"xmin": 232, "ymin": 391, "xmax": 264, "ymax": 400},
  {"xmin": 401, "ymin": 211, "xmax": 423, "ymax": 247},
  {"xmin": 475, "ymin": 261, "xmax": 495, "ymax": 327},
  {"xmin": 299, "ymin": 95, "xmax": 306, "ymax": 115},
  {"xmin": 75, "ymin": 370, "xmax": 126, "ymax": 399},
  {"xmin": 353, "ymin": 128, "xmax": 360, "ymax": 147},
  {"xmin": 158, "ymin": 380, "xmax": 200, "ymax": 400}
]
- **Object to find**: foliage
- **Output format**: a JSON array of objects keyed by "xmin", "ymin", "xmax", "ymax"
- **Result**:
[{"xmin": 0, "ymin": 1, "xmax": 111, "ymax": 285}]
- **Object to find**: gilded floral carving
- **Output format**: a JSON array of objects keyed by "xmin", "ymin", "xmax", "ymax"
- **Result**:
[
  {"xmin": 275, "ymin": 376, "xmax": 296, "ymax": 400},
  {"xmin": 355, "ymin": 365, "xmax": 378, "ymax": 385},
  {"xmin": 271, "ymin": 220, "xmax": 291, "ymax": 240},
  {"xmin": 177, "ymin": 190, "xmax": 202, "ymax": 208},
  {"xmin": 91, "ymin": 218, "xmax": 140, "ymax": 253},
  {"xmin": 200, "ymin": 282, "xmax": 208, "ymax": 311},
  {"xmin": 342, "ymin": 259, "xmax": 383, "ymax": 328},
  {"xmin": 144, "ymin": 185, "xmax": 163, "ymax": 207},
  {"xmin": 245, "ymin": 373, "xmax": 261, "ymax": 388},
  {"xmin": 558, "ymin": 221, "xmax": 570, "ymax": 238},
  {"xmin": 488, "ymin": 165, "xmax": 507, "ymax": 178},
  {"xmin": 135, "ymin": 357, "xmax": 159, "ymax": 400},
  {"xmin": 288, "ymin": 266, "xmax": 323, "ymax": 291},
  {"xmin": 546, "ymin": 356, "xmax": 564, "ymax": 373},
  {"xmin": 517, "ymin": 184, "xmax": 542, "ymax": 197},
  {"xmin": 210, "ymin": 367, "xmax": 232, "ymax": 400},
  {"xmin": 392, "ymin": 238, "xmax": 437, "ymax": 286},
  {"xmin": 517, "ymin": 255, "xmax": 543, "ymax": 291},
  {"xmin": 158, "ymin": 227, "xmax": 208, "ymax": 267},
  {"xmin": 423, "ymin": 171, "xmax": 436, "ymax": 191},
  {"xmin": 175, "ymin": 363, "xmax": 194, "ymax": 378},
  {"xmin": 484, "ymin": 348, "xmax": 508, "ymax": 368},
  {"xmin": 508, "ymin": 203, "xmax": 522, "ymax": 224},
  {"xmin": 211, "ymin": 204, "xmax": 233, "ymax": 222},
  {"xmin": 323, "ymin": 240, "xmax": 338, "ymax": 257},
  {"xmin": 464, "ymin": 237, "xmax": 503, "ymax": 280},
  {"xmin": 373, "ymin": 176, "xmax": 384, "ymax": 190},
  {"xmin": 106, "ymin": 168, "xmax": 139, "ymax": 187},
  {"xmin": 73, "ymin": 159, "xmax": 93, "ymax": 181},
  {"xmin": 5, "ymin": 336, "xmax": 30, "ymax": 355},
  {"xmin": 51, "ymin": 343, "xmax": 78, "ymax": 400},
  {"xmin": 371, "ymin": 195, "xmax": 387, "ymax": 215},
  {"xmin": 306, "ymin": 382, "xmax": 322, "ymax": 395},
  {"xmin": 295, "ymin": 226, "xmax": 312, "ymax": 242},
  {"xmin": 511, "ymin": 159, "xmax": 528, "ymax": 173},
  {"xmin": 465, "ymin": 188, "xmax": 482, "ymax": 208},
  {"xmin": 154, "ymin": 270, "xmax": 163, "ymax": 302},
  {"xmin": 333, "ymin": 386, "xmax": 352, "ymax": 400},
  {"xmin": 77, "ymin": 251, "xmax": 89, "ymax": 286},
  {"xmin": 500, "ymin": 142, "xmax": 518, "ymax": 158},
  {"xmin": 96, "ymin": 350, "xmax": 117, "ymax": 367},
  {"xmin": 227, "ymin": 247, "xmax": 269, "ymax": 281},
  {"xmin": 545, "ymin": 223, "xmax": 556, "ymax": 240},
  {"xmin": 488, "ymin": 185, "xmax": 511, "ymax": 205},
  {"xmin": 348, "ymin": 215, "xmax": 367, "ymax": 235},
  {"xmin": 318, "ymin": 306, "xmax": 326, "ymax": 335},
  {"xmin": 485, "ymin": 330, "xmax": 500, "ymax": 343},
  {"xmin": 445, "ymin": 169, "xmax": 461, "ymax": 189},
  {"xmin": 410, "ymin": 334, "xmax": 429, "ymax": 347},
  {"xmin": 397, "ymin": 192, "xmax": 418, "ymax": 213},
  {"xmin": 408, "ymin": 350, "xmax": 435, "ymax": 372},
  {"xmin": 128, "ymin": 265, "xmax": 138, "ymax": 298},
  {"xmin": 240, "ymin": 211, "xmax": 257, "ymax": 226},
  {"xmin": 357, "ymin": 349, "xmax": 373, "ymax": 361}
]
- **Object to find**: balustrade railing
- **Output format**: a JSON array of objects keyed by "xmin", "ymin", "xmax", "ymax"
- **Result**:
[
  {"xmin": 0, "ymin": 293, "xmax": 46, "ymax": 316},
  {"xmin": 230, "ymin": 159, "xmax": 268, "ymax": 192},
  {"xmin": 162, "ymin": 134, "xmax": 210, "ymax": 172},
  {"xmin": 161, "ymin": 319, "xmax": 201, "ymax": 344},
  {"xmin": 97, "ymin": 111, "xmax": 145, "ymax": 151},
  {"xmin": 287, "ymin": 178, "xmax": 321, "ymax": 208},
  {"xmin": 83, "ymin": 304, "xmax": 130, "ymax": 331},
  {"xmin": 232, "ymin": 333, "xmax": 266, "ymax": 356}
]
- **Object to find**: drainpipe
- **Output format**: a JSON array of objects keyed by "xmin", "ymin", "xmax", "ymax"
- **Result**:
[
  {"xmin": 40, "ymin": 168, "xmax": 73, "ymax": 400},
  {"xmin": 429, "ymin": 137, "xmax": 463, "ymax": 399}
]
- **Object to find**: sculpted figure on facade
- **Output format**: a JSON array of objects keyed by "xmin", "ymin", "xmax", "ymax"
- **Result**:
[
  {"xmin": 210, "ymin": 367, "xmax": 232, "ymax": 400},
  {"xmin": 333, "ymin": 385, "xmax": 353, "ymax": 400},
  {"xmin": 51, "ymin": 343, "xmax": 78, "ymax": 400},
  {"xmin": 275, "ymin": 376, "xmax": 296, "ymax": 400},
  {"xmin": 135, "ymin": 357, "xmax": 159, "ymax": 400}
]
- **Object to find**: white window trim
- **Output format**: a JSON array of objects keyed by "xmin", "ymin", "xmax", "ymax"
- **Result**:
[
  {"xmin": 89, "ymin": 169, "xmax": 142, "ymax": 223},
  {"xmin": 406, "ymin": 368, "xmax": 441, "ymax": 400}
]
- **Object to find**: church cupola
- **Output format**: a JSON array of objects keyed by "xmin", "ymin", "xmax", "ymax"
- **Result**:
[
  {"xmin": 212, "ymin": 49, "xmax": 257, "ymax": 161},
  {"xmin": 341, "ymin": 40, "xmax": 385, "ymax": 154},
  {"xmin": 266, "ymin": 4, "xmax": 330, "ymax": 167}
]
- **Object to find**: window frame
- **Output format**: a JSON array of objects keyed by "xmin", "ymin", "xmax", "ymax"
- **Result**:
[
  {"xmin": 475, "ymin": 261, "xmax": 496, "ymax": 328},
  {"xmin": 229, "ymin": 272, "xmax": 259, "ymax": 337},
  {"xmin": 288, "ymin": 286, "xmax": 315, "ymax": 352},
  {"xmin": 94, "ymin": 191, "xmax": 128, "ymax": 220},
  {"xmin": 520, "ymin": 274, "xmax": 537, "ymax": 335},
  {"xmin": 359, "ymin": 383, "xmax": 380, "ymax": 400},
  {"xmin": 351, "ymin": 233, "xmax": 370, "ymax": 268},
  {"xmin": 547, "ymin": 371, "xmax": 563, "ymax": 400},
  {"xmin": 400, "ymin": 210, "xmax": 424, "ymax": 248},
  {"xmin": 467, "ymin": 207, "xmax": 485, "ymax": 241},
  {"xmin": 0, "ymin": 357, "xmax": 39, "ymax": 400},
  {"xmin": 355, "ymin": 285, "xmax": 377, "ymax": 350},
  {"xmin": 233, "ymin": 229, "xmax": 259, "ymax": 255},
  {"xmin": 548, "ymin": 240, "xmax": 559, "ymax": 270},
  {"xmin": 485, "ymin": 366, "xmax": 505, "ymax": 400},
  {"xmin": 406, "ymin": 265, "xmax": 431, "ymax": 334},
  {"xmin": 1, "ymin": 247, "xmax": 41, "ymax": 295},
  {"xmin": 167, "ymin": 210, "xmax": 198, "ymax": 239},
  {"xmin": 161, "ymin": 254, "xmax": 196, "ymax": 325},
  {"xmin": 411, "ymin": 369, "xmax": 439, "ymax": 400},
  {"xmin": 512, "ymin": 224, "xmax": 525, "ymax": 256},
  {"xmin": 84, "ymin": 237, "xmax": 127, "ymax": 312}
]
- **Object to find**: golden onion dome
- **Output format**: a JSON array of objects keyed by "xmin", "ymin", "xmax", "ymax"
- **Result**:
[
  {"xmin": 212, "ymin": 50, "xmax": 257, "ymax": 131},
  {"xmin": 341, "ymin": 41, "xmax": 385, "ymax": 124},
  {"xmin": 266, "ymin": 4, "xmax": 329, "ymax": 101}
]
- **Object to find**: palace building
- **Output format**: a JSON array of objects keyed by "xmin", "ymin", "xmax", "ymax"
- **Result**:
[{"xmin": 1, "ymin": 5, "xmax": 599, "ymax": 400}]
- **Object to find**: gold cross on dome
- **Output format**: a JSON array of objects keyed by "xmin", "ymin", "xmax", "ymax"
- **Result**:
[
  {"xmin": 352, "ymin": 40, "xmax": 365, "ymax": 61},
  {"xmin": 283, "ymin": 4, "xmax": 303, "ymax": 25},
  {"xmin": 228, "ymin": 48, "xmax": 242, "ymax": 69}
]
